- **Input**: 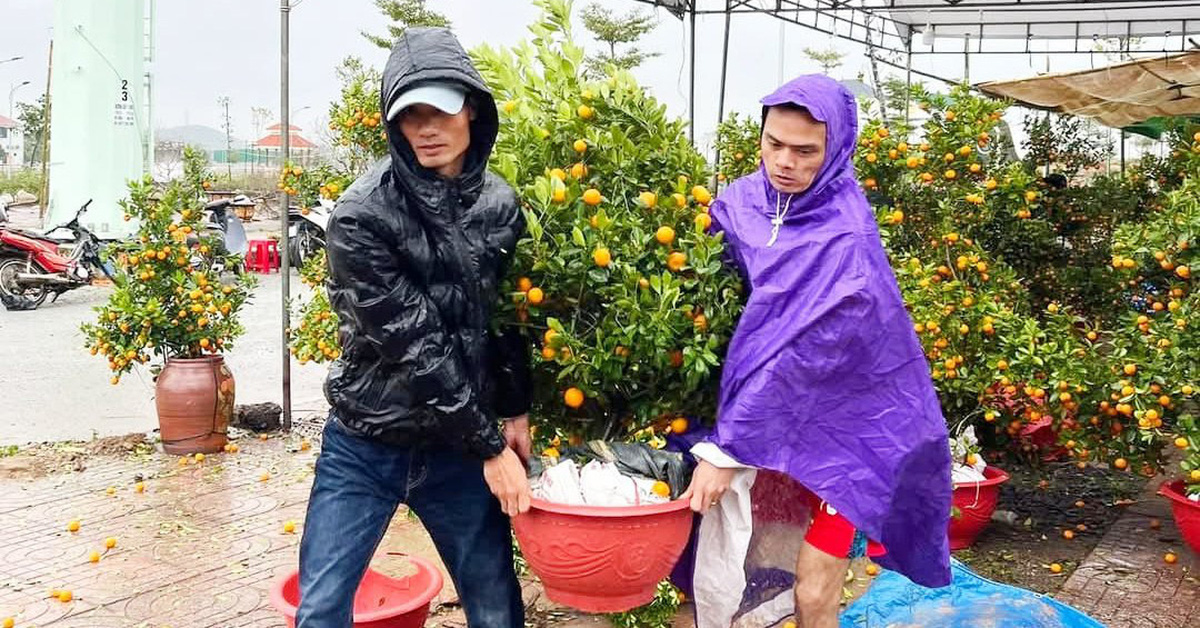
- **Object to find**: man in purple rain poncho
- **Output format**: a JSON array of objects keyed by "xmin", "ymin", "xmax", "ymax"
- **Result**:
[{"xmin": 681, "ymin": 75, "xmax": 952, "ymax": 627}]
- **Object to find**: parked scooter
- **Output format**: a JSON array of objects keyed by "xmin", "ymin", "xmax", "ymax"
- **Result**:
[
  {"xmin": 0, "ymin": 200, "xmax": 114, "ymax": 309},
  {"xmin": 0, "ymin": 200, "xmax": 24, "ymax": 307},
  {"xmin": 200, "ymin": 196, "xmax": 251, "ymax": 273},
  {"xmin": 0, "ymin": 199, "xmax": 12, "ymax": 261},
  {"xmin": 287, "ymin": 197, "xmax": 330, "ymax": 268}
]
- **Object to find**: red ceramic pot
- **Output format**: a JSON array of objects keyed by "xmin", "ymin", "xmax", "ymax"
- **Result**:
[
  {"xmin": 1160, "ymin": 480, "xmax": 1200, "ymax": 555},
  {"xmin": 512, "ymin": 498, "xmax": 693, "ymax": 612},
  {"xmin": 948, "ymin": 466, "xmax": 1010, "ymax": 550},
  {"xmin": 270, "ymin": 561, "xmax": 442, "ymax": 628}
]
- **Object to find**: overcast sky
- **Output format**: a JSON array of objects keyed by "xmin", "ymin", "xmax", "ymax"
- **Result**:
[{"xmin": 0, "ymin": 0, "xmax": 1157, "ymax": 150}]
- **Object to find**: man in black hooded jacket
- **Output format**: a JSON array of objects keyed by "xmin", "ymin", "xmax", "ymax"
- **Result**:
[{"xmin": 296, "ymin": 28, "xmax": 532, "ymax": 627}]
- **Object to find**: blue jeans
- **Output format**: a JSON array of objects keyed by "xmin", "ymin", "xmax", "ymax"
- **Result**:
[{"xmin": 296, "ymin": 416, "xmax": 524, "ymax": 627}]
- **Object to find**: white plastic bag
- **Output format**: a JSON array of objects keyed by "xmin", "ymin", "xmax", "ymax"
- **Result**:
[
  {"xmin": 532, "ymin": 458, "xmax": 586, "ymax": 505},
  {"xmin": 951, "ymin": 462, "xmax": 988, "ymax": 484},
  {"xmin": 579, "ymin": 460, "xmax": 666, "ymax": 506},
  {"xmin": 532, "ymin": 458, "xmax": 668, "ymax": 506},
  {"xmin": 579, "ymin": 460, "xmax": 638, "ymax": 506},
  {"xmin": 950, "ymin": 426, "xmax": 988, "ymax": 483}
]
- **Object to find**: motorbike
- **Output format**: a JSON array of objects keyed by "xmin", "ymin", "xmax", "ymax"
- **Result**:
[
  {"xmin": 0, "ymin": 199, "xmax": 11, "ymax": 258},
  {"xmin": 0, "ymin": 200, "xmax": 114, "ymax": 309},
  {"xmin": 287, "ymin": 197, "xmax": 330, "ymax": 268},
  {"xmin": 199, "ymin": 195, "xmax": 250, "ymax": 274}
]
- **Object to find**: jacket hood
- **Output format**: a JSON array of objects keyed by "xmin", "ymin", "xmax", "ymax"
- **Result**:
[
  {"xmin": 758, "ymin": 74, "xmax": 860, "ymax": 215},
  {"xmin": 381, "ymin": 27, "xmax": 499, "ymax": 209}
]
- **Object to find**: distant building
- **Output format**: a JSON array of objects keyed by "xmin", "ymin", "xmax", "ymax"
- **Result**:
[
  {"xmin": 251, "ymin": 123, "xmax": 316, "ymax": 165},
  {"xmin": 0, "ymin": 114, "xmax": 25, "ymax": 167}
]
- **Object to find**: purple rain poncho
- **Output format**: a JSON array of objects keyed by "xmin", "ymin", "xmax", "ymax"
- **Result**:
[{"xmin": 707, "ymin": 75, "xmax": 952, "ymax": 588}]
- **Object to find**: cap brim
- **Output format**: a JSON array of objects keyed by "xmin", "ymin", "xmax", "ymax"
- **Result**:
[{"xmin": 386, "ymin": 84, "xmax": 467, "ymax": 122}]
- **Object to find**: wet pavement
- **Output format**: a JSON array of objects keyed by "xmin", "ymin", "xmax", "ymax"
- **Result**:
[
  {"xmin": 0, "ymin": 271, "xmax": 330, "ymax": 447},
  {"xmin": 6, "ymin": 422, "xmax": 1198, "ymax": 627},
  {"xmin": 0, "ymin": 420, "xmax": 611, "ymax": 627},
  {"xmin": 1056, "ymin": 471, "xmax": 1200, "ymax": 628}
]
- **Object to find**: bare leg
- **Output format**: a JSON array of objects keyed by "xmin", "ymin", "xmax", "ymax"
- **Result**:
[{"xmin": 792, "ymin": 540, "xmax": 849, "ymax": 628}]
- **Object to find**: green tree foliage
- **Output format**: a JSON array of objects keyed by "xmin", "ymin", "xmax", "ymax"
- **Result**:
[{"xmin": 362, "ymin": 0, "xmax": 452, "ymax": 50}]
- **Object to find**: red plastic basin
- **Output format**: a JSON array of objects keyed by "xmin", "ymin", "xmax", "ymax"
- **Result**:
[
  {"xmin": 948, "ymin": 466, "xmax": 1010, "ymax": 550},
  {"xmin": 1160, "ymin": 480, "xmax": 1200, "ymax": 555},
  {"xmin": 270, "ymin": 559, "xmax": 443, "ymax": 628},
  {"xmin": 512, "ymin": 497, "xmax": 693, "ymax": 613}
]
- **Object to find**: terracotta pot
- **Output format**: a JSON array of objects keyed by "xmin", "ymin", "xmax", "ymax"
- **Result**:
[
  {"xmin": 1160, "ymin": 480, "xmax": 1200, "ymax": 555},
  {"xmin": 948, "ymin": 466, "xmax": 1009, "ymax": 550},
  {"xmin": 155, "ymin": 355, "xmax": 234, "ymax": 455},
  {"xmin": 512, "ymin": 498, "xmax": 692, "ymax": 613}
]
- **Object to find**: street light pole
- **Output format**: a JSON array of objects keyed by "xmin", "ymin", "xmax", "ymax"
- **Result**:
[
  {"xmin": 0, "ymin": 56, "xmax": 22, "ymax": 66},
  {"xmin": 279, "ymin": 0, "xmax": 293, "ymax": 432},
  {"xmin": 8, "ymin": 81, "xmax": 30, "ymax": 118},
  {"xmin": 7, "ymin": 81, "xmax": 30, "ymax": 167}
]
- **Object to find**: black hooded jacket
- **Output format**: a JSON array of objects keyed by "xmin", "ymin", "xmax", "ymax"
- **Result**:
[{"xmin": 323, "ymin": 28, "xmax": 530, "ymax": 459}]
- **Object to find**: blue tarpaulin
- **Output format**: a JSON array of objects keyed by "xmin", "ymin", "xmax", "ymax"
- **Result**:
[{"xmin": 840, "ymin": 559, "xmax": 1104, "ymax": 627}]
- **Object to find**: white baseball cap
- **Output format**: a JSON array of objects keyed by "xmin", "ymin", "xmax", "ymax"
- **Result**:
[{"xmin": 386, "ymin": 82, "xmax": 468, "ymax": 122}]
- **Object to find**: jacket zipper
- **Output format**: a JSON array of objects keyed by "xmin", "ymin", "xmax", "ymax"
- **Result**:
[{"xmin": 444, "ymin": 184, "xmax": 486, "ymax": 389}]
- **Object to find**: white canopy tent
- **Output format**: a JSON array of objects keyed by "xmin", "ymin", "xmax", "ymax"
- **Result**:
[
  {"xmin": 884, "ymin": 0, "xmax": 1200, "ymax": 51},
  {"xmin": 635, "ymin": 0, "xmax": 1200, "ymax": 139},
  {"xmin": 642, "ymin": 1, "xmax": 1200, "ymax": 55}
]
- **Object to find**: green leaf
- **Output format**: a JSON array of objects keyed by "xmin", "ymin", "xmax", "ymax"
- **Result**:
[{"xmin": 533, "ymin": 177, "xmax": 551, "ymax": 206}]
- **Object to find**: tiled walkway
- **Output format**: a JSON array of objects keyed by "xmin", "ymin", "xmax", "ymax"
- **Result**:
[
  {"xmin": 3, "ymin": 424, "xmax": 1198, "ymax": 628},
  {"xmin": 1056, "ymin": 473, "xmax": 1200, "ymax": 628},
  {"xmin": 0, "ymin": 427, "xmax": 477, "ymax": 627}
]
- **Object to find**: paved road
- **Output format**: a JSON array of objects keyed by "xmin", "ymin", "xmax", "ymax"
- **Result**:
[{"xmin": 0, "ymin": 271, "xmax": 331, "ymax": 445}]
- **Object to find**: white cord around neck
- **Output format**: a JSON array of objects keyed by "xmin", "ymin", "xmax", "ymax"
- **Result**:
[{"xmin": 767, "ymin": 192, "xmax": 794, "ymax": 247}]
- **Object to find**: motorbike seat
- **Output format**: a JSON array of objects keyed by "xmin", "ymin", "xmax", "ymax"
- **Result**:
[{"xmin": 3, "ymin": 227, "xmax": 73, "ymax": 244}]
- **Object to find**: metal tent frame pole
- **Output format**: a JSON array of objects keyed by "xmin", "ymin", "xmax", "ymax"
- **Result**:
[
  {"xmin": 633, "ymin": 0, "xmax": 1198, "ymax": 59},
  {"xmin": 963, "ymin": 33, "xmax": 971, "ymax": 83},
  {"xmin": 1120, "ymin": 129, "xmax": 1127, "ymax": 174},
  {"xmin": 715, "ymin": 0, "xmax": 733, "ymax": 170},
  {"xmin": 689, "ymin": 7, "xmax": 697, "ymax": 143},
  {"xmin": 905, "ymin": 36, "xmax": 913, "ymax": 128}
]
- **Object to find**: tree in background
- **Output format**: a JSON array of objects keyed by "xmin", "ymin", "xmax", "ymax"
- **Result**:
[
  {"xmin": 1094, "ymin": 36, "xmax": 1144, "ymax": 63},
  {"xmin": 877, "ymin": 77, "xmax": 922, "ymax": 124},
  {"xmin": 580, "ymin": 2, "xmax": 659, "ymax": 77},
  {"xmin": 155, "ymin": 140, "xmax": 185, "ymax": 180},
  {"xmin": 217, "ymin": 96, "xmax": 235, "ymax": 177},
  {"xmin": 16, "ymin": 96, "xmax": 46, "ymax": 167},
  {"xmin": 250, "ymin": 106, "xmax": 274, "ymax": 171},
  {"xmin": 803, "ymin": 47, "xmax": 845, "ymax": 76},
  {"xmin": 1022, "ymin": 113, "xmax": 1111, "ymax": 180},
  {"xmin": 250, "ymin": 107, "xmax": 273, "ymax": 143},
  {"xmin": 362, "ymin": 0, "xmax": 452, "ymax": 49}
]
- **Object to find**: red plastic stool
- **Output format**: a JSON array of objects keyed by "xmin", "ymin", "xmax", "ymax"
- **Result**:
[{"xmin": 247, "ymin": 239, "xmax": 280, "ymax": 273}]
